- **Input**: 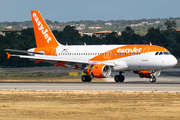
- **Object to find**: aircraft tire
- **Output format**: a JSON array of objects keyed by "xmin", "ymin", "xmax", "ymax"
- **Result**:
[
  {"xmin": 81, "ymin": 75, "xmax": 87, "ymax": 82},
  {"xmin": 149, "ymin": 76, "xmax": 156, "ymax": 83},
  {"xmin": 119, "ymin": 75, "xmax": 125, "ymax": 82},
  {"xmin": 114, "ymin": 75, "xmax": 120, "ymax": 82},
  {"xmin": 81, "ymin": 75, "xmax": 92, "ymax": 82},
  {"xmin": 86, "ymin": 76, "xmax": 92, "ymax": 82}
]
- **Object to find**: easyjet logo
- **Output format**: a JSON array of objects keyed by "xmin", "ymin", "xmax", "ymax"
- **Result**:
[
  {"xmin": 33, "ymin": 13, "xmax": 51, "ymax": 43},
  {"xmin": 117, "ymin": 47, "xmax": 142, "ymax": 53}
]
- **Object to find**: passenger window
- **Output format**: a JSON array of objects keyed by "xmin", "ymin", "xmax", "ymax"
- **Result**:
[
  {"xmin": 155, "ymin": 52, "xmax": 159, "ymax": 55},
  {"xmin": 159, "ymin": 52, "xmax": 163, "ymax": 55}
]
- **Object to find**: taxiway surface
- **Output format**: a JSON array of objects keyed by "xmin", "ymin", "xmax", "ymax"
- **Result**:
[{"xmin": 0, "ymin": 67, "xmax": 180, "ymax": 92}]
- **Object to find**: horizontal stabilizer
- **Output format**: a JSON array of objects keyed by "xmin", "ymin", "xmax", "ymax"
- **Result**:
[
  {"xmin": 6, "ymin": 52, "xmax": 12, "ymax": 59},
  {"xmin": 5, "ymin": 49, "xmax": 44, "ymax": 55}
]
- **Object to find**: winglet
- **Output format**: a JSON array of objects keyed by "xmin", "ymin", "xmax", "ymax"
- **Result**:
[{"xmin": 6, "ymin": 52, "xmax": 12, "ymax": 59}]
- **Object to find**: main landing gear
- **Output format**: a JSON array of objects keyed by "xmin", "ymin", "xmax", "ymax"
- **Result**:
[
  {"xmin": 114, "ymin": 72, "xmax": 125, "ymax": 82},
  {"xmin": 81, "ymin": 75, "xmax": 92, "ymax": 82}
]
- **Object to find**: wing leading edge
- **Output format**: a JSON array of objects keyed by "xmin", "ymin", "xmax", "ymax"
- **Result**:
[{"xmin": 5, "ymin": 52, "xmax": 115, "ymax": 67}]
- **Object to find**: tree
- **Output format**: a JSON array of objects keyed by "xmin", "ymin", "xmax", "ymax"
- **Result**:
[
  {"xmin": 145, "ymin": 27, "xmax": 165, "ymax": 45},
  {"xmin": 136, "ymin": 31, "xmax": 145, "ymax": 36},
  {"xmin": 164, "ymin": 20, "xmax": 177, "ymax": 31},
  {"xmin": 121, "ymin": 26, "xmax": 135, "ymax": 44}
]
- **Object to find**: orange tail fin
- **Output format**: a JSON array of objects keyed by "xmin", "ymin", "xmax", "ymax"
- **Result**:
[{"xmin": 31, "ymin": 10, "xmax": 62, "ymax": 48}]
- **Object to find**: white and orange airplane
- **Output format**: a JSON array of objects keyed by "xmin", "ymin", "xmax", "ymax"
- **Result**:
[{"xmin": 5, "ymin": 10, "xmax": 178, "ymax": 83}]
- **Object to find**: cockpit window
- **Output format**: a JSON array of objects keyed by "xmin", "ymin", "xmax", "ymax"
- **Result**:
[
  {"xmin": 155, "ymin": 52, "xmax": 159, "ymax": 55},
  {"xmin": 163, "ymin": 52, "xmax": 169, "ymax": 55},
  {"xmin": 155, "ymin": 51, "xmax": 171, "ymax": 55},
  {"xmin": 159, "ymin": 52, "xmax": 163, "ymax": 55}
]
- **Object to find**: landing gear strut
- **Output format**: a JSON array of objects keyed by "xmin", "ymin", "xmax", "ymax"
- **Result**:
[
  {"xmin": 114, "ymin": 72, "xmax": 125, "ymax": 82},
  {"xmin": 81, "ymin": 75, "xmax": 92, "ymax": 82}
]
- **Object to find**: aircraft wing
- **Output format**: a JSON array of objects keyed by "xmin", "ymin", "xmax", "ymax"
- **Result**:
[{"xmin": 6, "ymin": 52, "xmax": 115, "ymax": 67}]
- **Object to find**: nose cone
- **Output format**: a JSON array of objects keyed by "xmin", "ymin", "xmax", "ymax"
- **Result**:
[
  {"xmin": 166, "ymin": 55, "xmax": 177, "ymax": 68},
  {"xmin": 171, "ymin": 56, "xmax": 178, "ymax": 67}
]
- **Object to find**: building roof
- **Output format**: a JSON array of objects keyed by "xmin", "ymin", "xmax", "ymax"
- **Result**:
[
  {"xmin": 176, "ymin": 29, "xmax": 180, "ymax": 32},
  {"xmin": 94, "ymin": 30, "xmax": 115, "ymax": 34},
  {"xmin": 0, "ymin": 29, "xmax": 22, "ymax": 32}
]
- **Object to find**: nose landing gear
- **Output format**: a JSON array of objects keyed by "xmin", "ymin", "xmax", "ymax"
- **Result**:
[{"xmin": 149, "ymin": 76, "xmax": 156, "ymax": 83}]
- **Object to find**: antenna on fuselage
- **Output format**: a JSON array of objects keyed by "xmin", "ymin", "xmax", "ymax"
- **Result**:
[
  {"xmin": 149, "ymin": 42, "xmax": 152, "ymax": 45},
  {"xmin": 84, "ymin": 42, "xmax": 86, "ymax": 46}
]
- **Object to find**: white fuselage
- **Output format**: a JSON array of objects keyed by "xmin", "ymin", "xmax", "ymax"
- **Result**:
[{"xmin": 54, "ymin": 45, "xmax": 177, "ymax": 71}]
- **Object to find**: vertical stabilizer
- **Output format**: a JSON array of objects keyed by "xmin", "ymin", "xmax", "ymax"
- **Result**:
[{"xmin": 31, "ymin": 10, "xmax": 62, "ymax": 48}]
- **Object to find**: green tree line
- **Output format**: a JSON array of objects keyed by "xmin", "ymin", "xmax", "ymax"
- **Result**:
[{"xmin": 0, "ymin": 20, "xmax": 180, "ymax": 67}]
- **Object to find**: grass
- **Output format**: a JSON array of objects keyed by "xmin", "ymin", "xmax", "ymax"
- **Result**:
[
  {"xmin": 0, "ymin": 72, "xmax": 68, "ymax": 78},
  {"xmin": 0, "ymin": 72, "xmax": 106, "ymax": 82},
  {"xmin": 0, "ymin": 91, "xmax": 180, "ymax": 120}
]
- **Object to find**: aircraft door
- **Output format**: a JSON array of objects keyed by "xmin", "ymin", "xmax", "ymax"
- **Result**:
[
  {"xmin": 142, "ymin": 47, "xmax": 150, "ymax": 61},
  {"xmin": 51, "ymin": 48, "xmax": 57, "ymax": 56}
]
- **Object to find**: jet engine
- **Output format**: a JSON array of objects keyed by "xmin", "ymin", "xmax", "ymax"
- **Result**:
[
  {"xmin": 134, "ymin": 71, "xmax": 152, "ymax": 78},
  {"xmin": 134, "ymin": 70, "xmax": 161, "ymax": 78},
  {"xmin": 84, "ymin": 64, "xmax": 111, "ymax": 78}
]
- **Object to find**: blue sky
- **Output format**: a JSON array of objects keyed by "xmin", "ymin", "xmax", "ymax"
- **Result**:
[{"xmin": 0, "ymin": 0, "xmax": 179, "ymax": 22}]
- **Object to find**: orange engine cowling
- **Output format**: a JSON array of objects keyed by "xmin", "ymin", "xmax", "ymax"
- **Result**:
[
  {"xmin": 134, "ymin": 71, "xmax": 152, "ymax": 78},
  {"xmin": 84, "ymin": 64, "xmax": 111, "ymax": 78}
]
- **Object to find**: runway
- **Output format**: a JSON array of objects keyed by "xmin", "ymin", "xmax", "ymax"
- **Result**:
[
  {"xmin": 0, "ymin": 82, "xmax": 180, "ymax": 92},
  {"xmin": 0, "ymin": 67, "xmax": 180, "ymax": 92}
]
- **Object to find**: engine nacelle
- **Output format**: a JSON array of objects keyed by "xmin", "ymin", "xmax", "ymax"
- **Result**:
[
  {"xmin": 84, "ymin": 64, "xmax": 111, "ymax": 78},
  {"xmin": 134, "ymin": 71, "xmax": 152, "ymax": 78}
]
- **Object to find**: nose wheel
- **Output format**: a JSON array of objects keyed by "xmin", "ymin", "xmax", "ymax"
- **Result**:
[{"xmin": 149, "ymin": 76, "xmax": 156, "ymax": 83}]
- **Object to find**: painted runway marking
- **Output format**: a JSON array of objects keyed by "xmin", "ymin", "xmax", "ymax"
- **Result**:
[{"xmin": 157, "ymin": 77, "xmax": 174, "ymax": 81}]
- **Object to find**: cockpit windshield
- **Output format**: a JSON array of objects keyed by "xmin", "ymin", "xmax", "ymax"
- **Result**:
[{"xmin": 155, "ymin": 52, "xmax": 171, "ymax": 55}]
